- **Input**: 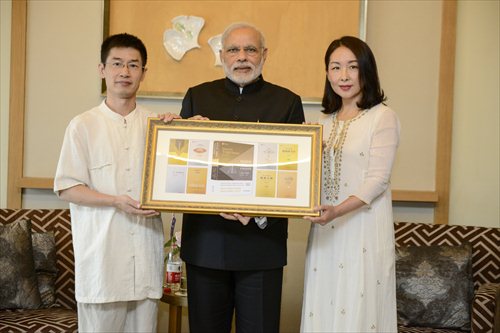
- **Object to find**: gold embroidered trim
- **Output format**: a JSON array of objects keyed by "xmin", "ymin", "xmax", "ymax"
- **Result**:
[{"xmin": 323, "ymin": 111, "xmax": 366, "ymax": 201}]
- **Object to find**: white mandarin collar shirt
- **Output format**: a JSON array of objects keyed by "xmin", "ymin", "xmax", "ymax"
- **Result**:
[{"xmin": 54, "ymin": 101, "xmax": 164, "ymax": 303}]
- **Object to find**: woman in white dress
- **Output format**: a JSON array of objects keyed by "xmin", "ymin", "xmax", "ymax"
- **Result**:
[{"xmin": 301, "ymin": 36, "xmax": 400, "ymax": 332}]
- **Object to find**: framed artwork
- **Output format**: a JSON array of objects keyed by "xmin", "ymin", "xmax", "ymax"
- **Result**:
[{"xmin": 141, "ymin": 119, "xmax": 322, "ymax": 217}]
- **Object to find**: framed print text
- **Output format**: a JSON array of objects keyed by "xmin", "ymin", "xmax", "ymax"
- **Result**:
[{"xmin": 141, "ymin": 119, "xmax": 322, "ymax": 217}]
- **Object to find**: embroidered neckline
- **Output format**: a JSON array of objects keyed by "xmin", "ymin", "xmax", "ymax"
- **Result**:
[{"xmin": 323, "ymin": 111, "xmax": 367, "ymax": 202}]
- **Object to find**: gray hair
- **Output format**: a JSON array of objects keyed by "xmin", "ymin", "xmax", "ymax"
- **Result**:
[{"xmin": 221, "ymin": 22, "xmax": 266, "ymax": 49}]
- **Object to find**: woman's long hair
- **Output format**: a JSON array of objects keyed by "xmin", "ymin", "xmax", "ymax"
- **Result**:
[{"xmin": 321, "ymin": 36, "xmax": 386, "ymax": 114}]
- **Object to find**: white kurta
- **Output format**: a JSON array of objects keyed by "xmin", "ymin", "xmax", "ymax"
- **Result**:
[
  {"xmin": 54, "ymin": 101, "xmax": 164, "ymax": 303},
  {"xmin": 301, "ymin": 104, "xmax": 400, "ymax": 332}
]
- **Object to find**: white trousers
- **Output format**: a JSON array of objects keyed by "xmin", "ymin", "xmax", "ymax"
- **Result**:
[{"xmin": 77, "ymin": 299, "xmax": 159, "ymax": 332}]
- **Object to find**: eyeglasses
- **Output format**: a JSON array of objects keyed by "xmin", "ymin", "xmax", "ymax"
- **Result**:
[
  {"xmin": 223, "ymin": 46, "xmax": 262, "ymax": 57},
  {"xmin": 104, "ymin": 61, "xmax": 144, "ymax": 72}
]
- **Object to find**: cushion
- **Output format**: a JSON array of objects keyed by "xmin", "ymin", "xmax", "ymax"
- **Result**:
[
  {"xmin": 396, "ymin": 243, "xmax": 474, "ymax": 330},
  {"xmin": 32, "ymin": 231, "xmax": 58, "ymax": 307},
  {"xmin": 0, "ymin": 219, "xmax": 42, "ymax": 309}
]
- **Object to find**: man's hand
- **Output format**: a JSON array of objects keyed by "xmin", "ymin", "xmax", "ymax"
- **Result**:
[
  {"xmin": 189, "ymin": 115, "xmax": 210, "ymax": 121},
  {"xmin": 220, "ymin": 213, "xmax": 251, "ymax": 226},
  {"xmin": 59, "ymin": 185, "xmax": 159, "ymax": 217},
  {"xmin": 159, "ymin": 113, "xmax": 181, "ymax": 123},
  {"xmin": 114, "ymin": 195, "xmax": 160, "ymax": 217}
]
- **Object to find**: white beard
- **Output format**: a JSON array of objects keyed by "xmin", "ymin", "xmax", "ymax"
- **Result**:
[{"xmin": 223, "ymin": 58, "xmax": 264, "ymax": 87}]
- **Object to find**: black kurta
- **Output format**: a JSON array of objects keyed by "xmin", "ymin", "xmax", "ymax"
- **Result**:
[{"xmin": 179, "ymin": 76, "xmax": 305, "ymax": 271}]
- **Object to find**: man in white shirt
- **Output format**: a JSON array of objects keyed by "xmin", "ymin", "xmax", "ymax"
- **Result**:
[{"xmin": 54, "ymin": 33, "xmax": 179, "ymax": 332}]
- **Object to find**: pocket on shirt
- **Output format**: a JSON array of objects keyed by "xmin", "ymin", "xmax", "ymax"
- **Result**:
[
  {"xmin": 89, "ymin": 162, "xmax": 112, "ymax": 171},
  {"xmin": 88, "ymin": 161, "xmax": 114, "ymax": 191}
]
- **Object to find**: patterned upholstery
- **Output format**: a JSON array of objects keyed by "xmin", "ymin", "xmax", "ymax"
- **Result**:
[
  {"xmin": 398, "ymin": 326, "xmax": 470, "ymax": 333},
  {"xmin": 0, "ymin": 209, "xmax": 77, "ymax": 332},
  {"xmin": 472, "ymin": 283, "xmax": 500, "ymax": 333},
  {"xmin": 394, "ymin": 222, "xmax": 500, "ymax": 333},
  {"xmin": 0, "ymin": 308, "xmax": 77, "ymax": 332}
]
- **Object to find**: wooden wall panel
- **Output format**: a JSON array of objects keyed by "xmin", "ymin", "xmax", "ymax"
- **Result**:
[{"xmin": 107, "ymin": 0, "xmax": 360, "ymax": 101}]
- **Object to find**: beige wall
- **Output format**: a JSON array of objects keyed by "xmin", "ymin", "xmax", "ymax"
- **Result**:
[
  {"xmin": 449, "ymin": 0, "xmax": 499, "ymax": 227},
  {"xmin": 367, "ymin": 0, "xmax": 441, "ymax": 193},
  {"xmin": 366, "ymin": 0, "xmax": 442, "ymax": 225},
  {"xmin": 0, "ymin": 0, "xmax": 498, "ymax": 332}
]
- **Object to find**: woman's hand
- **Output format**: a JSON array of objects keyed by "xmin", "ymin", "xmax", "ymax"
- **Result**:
[
  {"xmin": 303, "ymin": 197, "xmax": 366, "ymax": 226},
  {"xmin": 220, "ymin": 213, "xmax": 251, "ymax": 226},
  {"xmin": 303, "ymin": 205, "xmax": 339, "ymax": 226}
]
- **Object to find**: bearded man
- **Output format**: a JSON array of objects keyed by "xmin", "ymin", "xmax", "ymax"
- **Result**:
[{"xmin": 179, "ymin": 23, "xmax": 305, "ymax": 333}]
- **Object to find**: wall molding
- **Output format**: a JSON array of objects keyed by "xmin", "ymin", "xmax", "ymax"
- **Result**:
[{"xmin": 6, "ymin": 0, "xmax": 455, "ymax": 222}]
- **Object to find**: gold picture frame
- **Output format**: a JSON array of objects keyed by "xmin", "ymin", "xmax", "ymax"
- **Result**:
[{"xmin": 141, "ymin": 119, "xmax": 322, "ymax": 217}]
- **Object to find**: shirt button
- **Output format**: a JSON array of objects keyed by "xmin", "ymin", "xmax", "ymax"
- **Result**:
[
  {"xmin": 124, "ymin": 147, "xmax": 129, "ymax": 150},
  {"xmin": 127, "ymin": 189, "xmax": 132, "ymax": 193},
  {"xmin": 126, "ymin": 168, "xmax": 131, "ymax": 171}
]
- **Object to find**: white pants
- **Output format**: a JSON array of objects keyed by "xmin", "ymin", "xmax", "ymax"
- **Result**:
[{"xmin": 77, "ymin": 299, "xmax": 159, "ymax": 332}]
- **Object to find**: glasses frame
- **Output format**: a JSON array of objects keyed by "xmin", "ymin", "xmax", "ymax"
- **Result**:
[{"xmin": 104, "ymin": 61, "xmax": 145, "ymax": 72}]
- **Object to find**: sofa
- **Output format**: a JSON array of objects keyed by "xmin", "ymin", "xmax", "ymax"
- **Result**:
[
  {"xmin": 0, "ymin": 209, "xmax": 77, "ymax": 332},
  {"xmin": 394, "ymin": 221, "xmax": 499, "ymax": 333},
  {"xmin": 1, "ymin": 209, "xmax": 498, "ymax": 333}
]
